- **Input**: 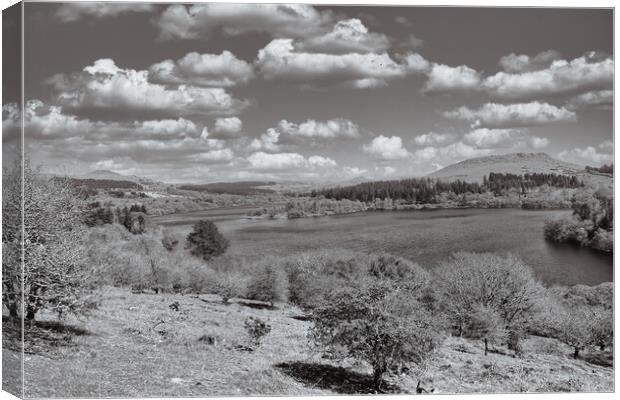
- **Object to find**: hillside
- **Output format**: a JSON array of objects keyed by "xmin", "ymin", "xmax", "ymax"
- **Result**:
[
  {"xmin": 4, "ymin": 288, "xmax": 613, "ymax": 397},
  {"xmin": 429, "ymin": 153, "xmax": 584, "ymax": 183}
]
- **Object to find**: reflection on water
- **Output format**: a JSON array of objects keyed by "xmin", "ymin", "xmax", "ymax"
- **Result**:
[{"xmin": 153, "ymin": 208, "xmax": 612, "ymax": 286}]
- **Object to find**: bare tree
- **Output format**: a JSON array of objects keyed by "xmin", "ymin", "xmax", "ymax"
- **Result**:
[{"xmin": 3, "ymin": 160, "xmax": 90, "ymax": 321}]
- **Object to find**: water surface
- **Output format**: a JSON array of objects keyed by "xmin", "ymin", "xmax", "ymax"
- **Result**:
[{"xmin": 153, "ymin": 208, "xmax": 613, "ymax": 286}]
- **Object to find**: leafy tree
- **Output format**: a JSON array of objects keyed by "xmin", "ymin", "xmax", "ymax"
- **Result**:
[
  {"xmin": 310, "ymin": 280, "xmax": 443, "ymax": 391},
  {"xmin": 185, "ymin": 220, "xmax": 229, "ymax": 260},
  {"xmin": 3, "ymin": 160, "xmax": 90, "ymax": 321}
]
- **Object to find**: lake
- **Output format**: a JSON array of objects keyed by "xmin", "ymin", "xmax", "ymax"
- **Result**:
[{"xmin": 153, "ymin": 208, "xmax": 613, "ymax": 286}]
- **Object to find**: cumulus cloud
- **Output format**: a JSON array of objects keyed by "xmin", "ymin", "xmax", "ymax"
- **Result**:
[
  {"xmin": 413, "ymin": 132, "xmax": 457, "ymax": 146},
  {"xmin": 483, "ymin": 52, "xmax": 613, "ymax": 100},
  {"xmin": 462, "ymin": 128, "xmax": 527, "ymax": 148},
  {"xmin": 247, "ymin": 151, "xmax": 336, "ymax": 170},
  {"xmin": 250, "ymin": 129, "xmax": 282, "ymax": 152},
  {"xmin": 566, "ymin": 90, "xmax": 613, "ymax": 110},
  {"xmin": 557, "ymin": 144, "xmax": 613, "ymax": 166},
  {"xmin": 278, "ymin": 118, "xmax": 360, "ymax": 139},
  {"xmin": 249, "ymin": 118, "xmax": 360, "ymax": 151},
  {"xmin": 424, "ymin": 64, "xmax": 482, "ymax": 92},
  {"xmin": 498, "ymin": 50, "xmax": 562, "ymax": 73},
  {"xmin": 443, "ymin": 101, "xmax": 577, "ymax": 128},
  {"xmin": 47, "ymin": 59, "xmax": 246, "ymax": 116},
  {"xmin": 256, "ymin": 39, "xmax": 412, "ymax": 88},
  {"xmin": 148, "ymin": 51, "xmax": 254, "ymax": 87},
  {"xmin": 363, "ymin": 135, "xmax": 411, "ymax": 160},
  {"xmin": 528, "ymin": 136, "xmax": 550, "ymax": 150},
  {"xmin": 211, "ymin": 117, "xmax": 243, "ymax": 139},
  {"xmin": 413, "ymin": 141, "xmax": 492, "ymax": 162},
  {"xmin": 598, "ymin": 140, "xmax": 613, "ymax": 153},
  {"xmin": 155, "ymin": 3, "xmax": 332, "ymax": 40},
  {"xmin": 55, "ymin": 3, "xmax": 155, "ymax": 22},
  {"xmin": 3, "ymin": 100, "xmax": 206, "ymax": 142},
  {"xmin": 295, "ymin": 19, "xmax": 390, "ymax": 54}
]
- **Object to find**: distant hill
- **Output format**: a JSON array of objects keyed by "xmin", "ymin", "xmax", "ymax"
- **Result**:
[
  {"xmin": 428, "ymin": 153, "xmax": 585, "ymax": 183},
  {"xmin": 178, "ymin": 181, "xmax": 277, "ymax": 195},
  {"xmin": 74, "ymin": 170, "xmax": 157, "ymax": 186}
]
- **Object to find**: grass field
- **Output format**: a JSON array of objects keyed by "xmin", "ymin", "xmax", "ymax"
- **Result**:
[{"xmin": 4, "ymin": 287, "xmax": 613, "ymax": 397}]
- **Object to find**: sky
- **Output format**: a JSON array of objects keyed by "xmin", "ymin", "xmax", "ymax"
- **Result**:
[{"xmin": 2, "ymin": 2, "xmax": 614, "ymax": 183}]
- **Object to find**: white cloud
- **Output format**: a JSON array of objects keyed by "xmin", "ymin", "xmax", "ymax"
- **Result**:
[
  {"xmin": 413, "ymin": 132, "xmax": 457, "ymax": 146},
  {"xmin": 256, "ymin": 39, "xmax": 411, "ymax": 88},
  {"xmin": 443, "ymin": 101, "xmax": 577, "ymax": 128},
  {"xmin": 278, "ymin": 118, "xmax": 360, "ymax": 139},
  {"xmin": 363, "ymin": 135, "xmax": 411, "ymax": 160},
  {"xmin": 566, "ymin": 90, "xmax": 613, "ymax": 110},
  {"xmin": 528, "ymin": 136, "xmax": 550, "ymax": 150},
  {"xmin": 250, "ymin": 129, "xmax": 281, "ymax": 152},
  {"xmin": 295, "ymin": 19, "xmax": 390, "ymax": 54},
  {"xmin": 557, "ymin": 145, "xmax": 613, "ymax": 166},
  {"xmin": 189, "ymin": 149, "xmax": 235, "ymax": 163},
  {"xmin": 498, "ymin": 50, "xmax": 562, "ymax": 73},
  {"xmin": 211, "ymin": 117, "xmax": 243, "ymax": 139},
  {"xmin": 413, "ymin": 141, "xmax": 492, "ymax": 162},
  {"xmin": 4, "ymin": 99, "xmax": 204, "ymax": 141},
  {"xmin": 463, "ymin": 128, "xmax": 526, "ymax": 148},
  {"xmin": 148, "ymin": 51, "xmax": 254, "ymax": 87},
  {"xmin": 424, "ymin": 64, "xmax": 482, "ymax": 92},
  {"xmin": 483, "ymin": 52, "xmax": 613, "ymax": 100},
  {"xmin": 55, "ymin": 3, "xmax": 155, "ymax": 22},
  {"xmin": 48, "ymin": 59, "xmax": 245, "ymax": 116},
  {"xmin": 247, "ymin": 151, "xmax": 336, "ymax": 170},
  {"xmin": 155, "ymin": 4, "xmax": 332, "ymax": 40}
]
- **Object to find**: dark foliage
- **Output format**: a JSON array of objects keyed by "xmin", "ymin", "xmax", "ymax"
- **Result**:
[
  {"xmin": 311, "ymin": 173, "xmax": 582, "ymax": 204},
  {"xmin": 178, "ymin": 181, "xmax": 276, "ymax": 195},
  {"xmin": 185, "ymin": 220, "xmax": 229, "ymax": 260}
]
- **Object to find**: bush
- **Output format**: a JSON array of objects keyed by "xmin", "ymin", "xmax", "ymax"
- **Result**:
[
  {"xmin": 244, "ymin": 316, "xmax": 271, "ymax": 347},
  {"xmin": 310, "ymin": 279, "xmax": 443, "ymax": 391},
  {"xmin": 3, "ymin": 160, "xmax": 91, "ymax": 320},
  {"xmin": 161, "ymin": 228, "xmax": 180, "ymax": 251},
  {"xmin": 245, "ymin": 263, "xmax": 288, "ymax": 305},
  {"xmin": 185, "ymin": 220, "xmax": 229, "ymax": 260}
]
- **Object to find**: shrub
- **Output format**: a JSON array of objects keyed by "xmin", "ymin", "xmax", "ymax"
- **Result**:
[
  {"xmin": 244, "ymin": 316, "xmax": 271, "ymax": 347},
  {"xmin": 310, "ymin": 280, "xmax": 443, "ymax": 391},
  {"xmin": 161, "ymin": 228, "xmax": 180, "ymax": 251},
  {"xmin": 213, "ymin": 273, "xmax": 245, "ymax": 304},
  {"xmin": 245, "ymin": 263, "xmax": 288, "ymax": 305},
  {"xmin": 434, "ymin": 252, "xmax": 544, "ymax": 351},
  {"xmin": 3, "ymin": 160, "xmax": 90, "ymax": 321},
  {"xmin": 185, "ymin": 220, "xmax": 229, "ymax": 261}
]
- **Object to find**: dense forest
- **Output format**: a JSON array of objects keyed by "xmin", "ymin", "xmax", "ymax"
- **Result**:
[{"xmin": 311, "ymin": 173, "xmax": 583, "ymax": 204}]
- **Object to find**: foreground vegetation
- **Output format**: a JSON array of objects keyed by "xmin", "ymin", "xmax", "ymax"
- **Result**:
[{"xmin": 2, "ymin": 162, "xmax": 613, "ymax": 396}]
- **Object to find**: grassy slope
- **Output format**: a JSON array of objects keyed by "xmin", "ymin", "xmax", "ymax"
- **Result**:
[
  {"xmin": 6, "ymin": 288, "xmax": 613, "ymax": 397},
  {"xmin": 429, "ymin": 153, "xmax": 584, "ymax": 183}
]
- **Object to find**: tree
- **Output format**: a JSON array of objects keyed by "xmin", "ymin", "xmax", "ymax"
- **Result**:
[
  {"xmin": 463, "ymin": 304, "xmax": 508, "ymax": 355},
  {"xmin": 310, "ymin": 280, "xmax": 443, "ymax": 391},
  {"xmin": 435, "ymin": 252, "xmax": 544, "ymax": 351},
  {"xmin": 3, "ymin": 160, "xmax": 89, "ymax": 321},
  {"xmin": 185, "ymin": 220, "xmax": 229, "ymax": 260}
]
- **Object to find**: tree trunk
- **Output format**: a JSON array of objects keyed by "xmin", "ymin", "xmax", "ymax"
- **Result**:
[
  {"xmin": 26, "ymin": 307, "xmax": 36, "ymax": 321},
  {"xmin": 484, "ymin": 338, "xmax": 488, "ymax": 356},
  {"xmin": 372, "ymin": 368, "xmax": 384, "ymax": 392},
  {"xmin": 573, "ymin": 347, "xmax": 580, "ymax": 359}
]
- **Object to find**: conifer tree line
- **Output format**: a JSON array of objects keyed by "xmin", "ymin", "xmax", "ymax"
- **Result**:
[{"xmin": 311, "ymin": 173, "xmax": 583, "ymax": 204}]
